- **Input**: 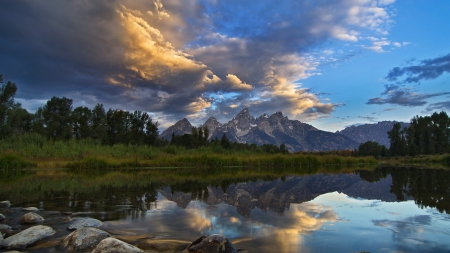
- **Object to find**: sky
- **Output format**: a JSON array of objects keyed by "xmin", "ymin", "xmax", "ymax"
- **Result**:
[{"xmin": 0, "ymin": 0, "xmax": 449, "ymax": 132}]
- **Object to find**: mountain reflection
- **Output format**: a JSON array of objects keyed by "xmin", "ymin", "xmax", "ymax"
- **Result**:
[{"xmin": 1, "ymin": 165, "xmax": 449, "ymax": 216}]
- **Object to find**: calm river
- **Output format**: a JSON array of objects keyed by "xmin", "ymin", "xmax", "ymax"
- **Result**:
[{"xmin": 1, "ymin": 166, "xmax": 449, "ymax": 252}]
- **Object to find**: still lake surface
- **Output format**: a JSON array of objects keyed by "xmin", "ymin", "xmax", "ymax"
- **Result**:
[{"xmin": 1, "ymin": 166, "xmax": 450, "ymax": 252}]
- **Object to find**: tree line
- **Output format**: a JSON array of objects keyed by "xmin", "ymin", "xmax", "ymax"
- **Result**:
[
  {"xmin": 0, "ymin": 75, "xmax": 161, "ymax": 146},
  {"xmin": 356, "ymin": 111, "xmax": 450, "ymax": 158},
  {"xmin": 169, "ymin": 126, "xmax": 289, "ymax": 154},
  {"xmin": 0, "ymin": 75, "xmax": 288, "ymax": 154}
]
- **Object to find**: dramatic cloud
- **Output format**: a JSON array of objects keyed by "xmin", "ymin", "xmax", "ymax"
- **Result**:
[
  {"xmin": 0, "ymin": 0, "xmax": 396, "ymax": 126},
  {"xmin": 367, "ymin": 85, "xmax": 450, "ymax": 107},
  {"xmin": 386, "ymin": 53, "xmax": 450, "ymax": 83}
]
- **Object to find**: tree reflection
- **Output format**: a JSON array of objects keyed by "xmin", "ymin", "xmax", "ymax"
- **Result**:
[{"xmin": 358, "ymin": 166, "xmax": 450, "ymax": 213}]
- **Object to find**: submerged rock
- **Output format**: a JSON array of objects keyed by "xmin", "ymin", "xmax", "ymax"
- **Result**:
[
  {"xmin": 1, "ymin": 225, "xmax": 56, "ymax": 250},
  {"xmin": 92, "ymin": 238, "xmax": 144, "ymax": 253},
  {"xmin": 19, "ymin": 212, "xmax": 44, "ymax": 224},
  {"xmin": 61, "ymin": 227, "xmax": 110, "ymax": 251},
  {"xmin": 22, "ymin": 207, "xmax": 39, "ymax": 212},
  {"xmin": 0, "ymin": 212, "xmax": 5, "ymax": 221},
  {"xmin": 188, "ymin": 234, "xmax": 236, "ymax": 253},
  {"xmin": 136, "ymin": 238, "xmax": 189, "ymax": 252},
  {"xmin": 0, "ymin": 200, "xmax": 11, "ymax": 208},
  {"xmin": 68, "ymin": 217, "xmax": 102, "ymax": 231}
]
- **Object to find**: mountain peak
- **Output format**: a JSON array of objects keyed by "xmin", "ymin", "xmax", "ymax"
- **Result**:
[
  {"xmin": 159, "ymin": 118, "xmax": 193, "ymax": 140},
  {"xmin": 236, "ymin": 108, "xmax": 250, "ymax": 116}
]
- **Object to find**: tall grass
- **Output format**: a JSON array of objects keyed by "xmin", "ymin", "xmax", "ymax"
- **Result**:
[{"xmin": 0, "ymin": 133, "xmax": 377, "ymax": 170}]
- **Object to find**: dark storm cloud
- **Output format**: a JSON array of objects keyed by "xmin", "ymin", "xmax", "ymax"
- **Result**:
[
  {"xmin": 367, "ymin": 85, "xmax": 450, "ymax": 107},
  {"xmin": 0, "ymin": 0, "xmax": 125, "ymax": 98},
  {"xmin": 0, "ymin": 0, "xmax": 395, "ymax": 126},
  {"xmin": 386, "ymin": 53, "xmax": 450, "ymax": 83}
]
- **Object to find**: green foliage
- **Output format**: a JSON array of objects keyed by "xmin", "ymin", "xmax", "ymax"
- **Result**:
[
  {"xmin": 388, "ymin": 111, "xmax": 450, "ymax": 157},
  {"xmin": 357, "ymin": 141, "xmax": 388, "ymax": 158},
  {"xmin": 0, "ymin": 154, "xmax": 36, "ymax": 169}
]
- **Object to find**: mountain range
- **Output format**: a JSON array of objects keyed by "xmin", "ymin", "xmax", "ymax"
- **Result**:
[
  {"xmin": 160, "ymin": 108, "xmax": 407, "ymax": 152},
  {"xmin": 336, "ymin": 121, "xmax": 410, "ymax": 148}
]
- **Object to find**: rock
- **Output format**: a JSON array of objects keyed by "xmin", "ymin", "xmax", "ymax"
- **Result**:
[
  {"xmin": 0, "ymin": 212, "xmax": 5, "ymax": 221},
  {"xmin": 61, "ymin": 227, "xmax": 110, "ymax": 251},
  {"xmin": 21, "ymin": 207, "xmax": 39, "ymax": 212},
  {"xmin": 3, "ymin": 251, "xmax": 22, "ymax": 253},
  {"xmin": 0, "ymin": 200, "xmax": 11, "ymax": 208},
  {"xmin": 0, "ymin": 231, "xmax": 3, "ymax": 246},
  {"xmin": 68, "ymin": 217, "xmax": 102, "ymax": 231},
  {"xmin": 188, "ymin": 234, "xmax": 236, "ymax": 253},
  {"xmin": 136, "ymin": 238, "xmax": 189, "ymax": 252},
  {"xmin": 0, "ymin": 224, "xmax": 12, "ymax": 231},
  {"xmin": 19, "ymin": 212, "xmax": 44, "ymax": 224},
  {"xmin": 92, "ymin": 238, "xmax": 144, "ymax": 253},
  {"xmin": 1, "ymin": 225, "xmax": 56, "ymax": 250}
]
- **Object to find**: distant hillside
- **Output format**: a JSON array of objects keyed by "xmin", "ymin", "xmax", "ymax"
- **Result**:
[
  {"xmin": 160, "ymin": 108, "xmax": 359, "ymax": 152},
  {"xmin": 336, "ymin": 121, "xmax": 410, "ymax": 148}
]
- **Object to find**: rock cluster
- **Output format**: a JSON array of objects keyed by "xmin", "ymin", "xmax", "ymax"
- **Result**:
[{"xmin": 1, "ymin": 199, "xmax": 237, "ymax": 252}]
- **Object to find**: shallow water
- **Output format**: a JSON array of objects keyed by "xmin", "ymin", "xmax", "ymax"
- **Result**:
[{"xmin": 1, "ymin": 166, "xmax": 449, "ymax": 252}]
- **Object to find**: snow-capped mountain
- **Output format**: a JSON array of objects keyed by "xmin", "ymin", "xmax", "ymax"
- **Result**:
[{"xmin": 161, "ymin": 108, "xmax": 360, "ymax": 152}]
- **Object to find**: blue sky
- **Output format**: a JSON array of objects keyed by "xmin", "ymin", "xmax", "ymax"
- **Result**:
[{"xmin": 0, "ymin": 0, "xmax": 449, "ymax": 131}]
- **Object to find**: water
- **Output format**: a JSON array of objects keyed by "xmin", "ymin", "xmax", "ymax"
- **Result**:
[{"xmin": 1, "ymin": 166, "xmax": 449, "ymax": 252}]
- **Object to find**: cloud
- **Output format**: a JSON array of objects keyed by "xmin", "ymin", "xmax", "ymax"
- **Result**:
[
  {"xmin": 358, "ymin": 116, "xmax": 378, "ymax": 122},
  {"xmin": 386, "ymin": 53, "xmax": 450, "ymax": 83},
  {"xmin": 366, "ymin": 85, "xmax": 450, "ymax": 107},
  {"xmin": 423, "ymin": 101, "xmax": 450, "ymax": 112},
  {"xmin": 0, "ymin": 0, "xmax": 396, "ymax": 126}
]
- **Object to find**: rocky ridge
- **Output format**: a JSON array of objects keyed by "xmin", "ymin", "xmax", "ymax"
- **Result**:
[{"xmin": 160, "ymin": 108, "xmax": 360, "ymax": 152}]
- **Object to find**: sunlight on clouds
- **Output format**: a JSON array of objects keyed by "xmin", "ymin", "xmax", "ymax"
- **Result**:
[
  {"xmin": 119, "ymin": 5, "xmax": 207, "ymax": 81},
  {"xmin": 225, "ymin": 74, "xmax": 253, "ymax": 90}
]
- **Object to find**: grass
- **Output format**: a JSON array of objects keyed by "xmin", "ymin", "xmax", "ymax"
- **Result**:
[
  {"xmin": 0, "ymin": 133, "xmax": 378, "ymax": 170},
  {"xmin": 380, "ymin": 154, "xmax": 450, "ymax": 168}
]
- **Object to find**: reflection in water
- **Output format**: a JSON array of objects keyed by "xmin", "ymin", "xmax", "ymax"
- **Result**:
[{"xmin": 0, "ymin": 166, "xmax": 449, "ymax": 252}]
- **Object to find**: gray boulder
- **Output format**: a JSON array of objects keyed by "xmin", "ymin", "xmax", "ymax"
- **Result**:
[
  {"xmin": 0, "ymin": 212, "xmax": 5, "ymax": 221},
  {"xmin": 61, "ymin": 227, "xmax": 110, "ymax": 251},
  {"xmin": 0, "ymin": 200, "xmax": 11, "ymax": 208},
  {"xmin": 19, "ymin": 212, "xmax": 44, "ymax": 224},
  {"xmin": 0, "ymin": 231, "xmax": 3, "ymax": 246},
  {"xmin": 91, "ymin": 238, "xmax": 144, "ymax": 253},
  {"xmin": 68, "ymin": 217, "xmax": 102, "ymax": 231},
  {"xmin": 1, "ymin": 225, "xmax": 56, "ymax": 250},
  {"xmin": 21, "ymin": 207, "xmax": 39, "ymax": 212},
  {"xmin": 188, "ymin": 234, "xmax": 236, "ymax": 253}
]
